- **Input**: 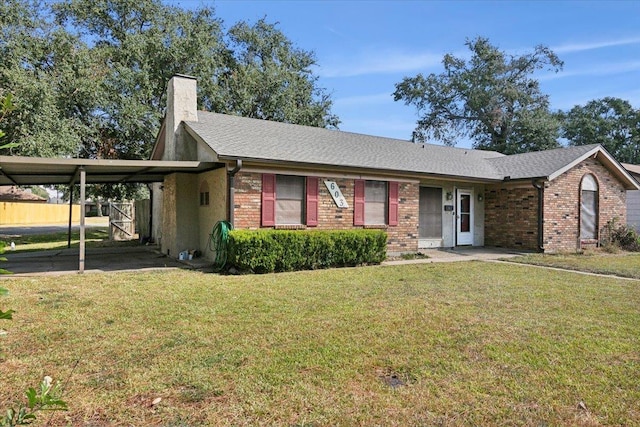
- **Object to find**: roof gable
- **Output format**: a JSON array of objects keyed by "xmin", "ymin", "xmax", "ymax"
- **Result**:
[
  {"xmin": 486, "ymin": 144, "xmax": 600, "ymax": 180},
  {"xmin": 487, "ymin": 144, "xmax": 640, "ymax": 189}
]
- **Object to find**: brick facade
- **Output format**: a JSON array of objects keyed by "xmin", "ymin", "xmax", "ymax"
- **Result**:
[
  {"xmin": 233, "ymin": 157, "xmax": 627, "ymax": 255},
  {"xmin": 232, "ymin": 171, "xmax": 419, "ymax": 254},
  {"xmin": 484, "ymin": 184, "xmax": 539, "ymax": 251},
  {"xmin": 543, "ymin": 157, "xmax": 626, "ymax": 252},
  {"xmin": 484, "ymin": 157, "xmax": 628, "ymax": 253}
]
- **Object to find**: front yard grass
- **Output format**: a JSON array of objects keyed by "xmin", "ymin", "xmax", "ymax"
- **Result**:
[
  {"xmin": 0, "ymin": 227, "xmax": 138, "ymax": 253},
  {"xmin": 1, "ymin": 262, "xmax": 639, "ymax": 425},
  {"xmin": 508, "ymin": 251, "xmax": 640, "ymax": 279}
]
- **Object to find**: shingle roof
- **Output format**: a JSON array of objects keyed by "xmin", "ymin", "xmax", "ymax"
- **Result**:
[
  {"xmin": 486, "ymin": 144, "xmax": 601, "ymax": 180},
  {"xmin": 186, "ymin": 111, "xmax": 505, "ymax": 180},
  {"xmin": 182, "ymin": 112, "xmax": 636, "ymax": 189},
  {"xmin": 622, "ymin": 163, "xmax": 640, "ymax": 177}
]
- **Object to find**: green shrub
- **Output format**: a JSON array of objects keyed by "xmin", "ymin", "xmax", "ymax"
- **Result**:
[
  {"xmin": 602, "ymin": 219, "xmax": 640, "ymax": 252},
  {"xmin": 227, "ymin": 229, "xmax": 387, "ymax": 273},
  {"xmin": 610, "ymin": 224, "xmax": 640, "ymax": 251}
]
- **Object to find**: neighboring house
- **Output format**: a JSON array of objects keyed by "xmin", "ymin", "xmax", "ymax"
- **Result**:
[
  {"xmin": 0, "ymin": 185, "xmax": 77, "ymax": 225},
  {"xmin": 150, "ymin": 75, "xmax": 640, "ymax": 259},
  {"xmin": 622, "ymin": 163, "xmax": 640, "ymax": 231},
  {"xmin": 0, "ymin": 186, "xmax": 47, "ymax": 203}
]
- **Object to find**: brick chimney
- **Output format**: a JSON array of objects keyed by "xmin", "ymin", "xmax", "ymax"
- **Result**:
[{"xmin": 164, "ymin": 74, "xmax": 197, "ymax": 161}]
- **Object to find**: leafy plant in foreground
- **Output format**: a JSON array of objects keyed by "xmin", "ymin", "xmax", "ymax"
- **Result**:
[{"xmin": 1, "ymin": 376, "xmax": 68, "ymax": 426}]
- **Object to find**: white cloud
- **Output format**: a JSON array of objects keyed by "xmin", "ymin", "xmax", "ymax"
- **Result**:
[
  {"xmin": 539, "ymin": 60, "xmax": 640, "ymax": 81},
  {"xmin": 552, "ymin": 36, "xmax": 640, "ymax": 54},
  {"xmin": 318, "ymin": 49, "xmax": 442, "ymax": 78}
]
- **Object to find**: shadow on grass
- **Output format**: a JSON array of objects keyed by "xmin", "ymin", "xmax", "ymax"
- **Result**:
[{"xmin": 0, "ymin": 227, "xmax": 140, "ymax": 254}]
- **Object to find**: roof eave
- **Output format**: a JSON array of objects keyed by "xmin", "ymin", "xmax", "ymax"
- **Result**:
[{"xmin": 215, "ymin": 154, "xmax": 503, "ymax": 183}]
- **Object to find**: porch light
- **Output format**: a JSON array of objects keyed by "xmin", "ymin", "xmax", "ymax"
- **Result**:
[
  {"xmin": 446, "ymin": 192, "xmax": 453, "ymax": 200},
  {"xmin": 477, "ymin": 193, "xmax": 484, "ymax": 202}
]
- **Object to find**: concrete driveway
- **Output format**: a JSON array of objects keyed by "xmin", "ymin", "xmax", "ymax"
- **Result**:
[{"xmin": 0, "ymin": 246, "xmax": 190, "ymax": 277}]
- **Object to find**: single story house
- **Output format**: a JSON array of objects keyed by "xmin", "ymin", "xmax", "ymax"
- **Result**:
[
  {"xmin": 150, "ymin": 75, "xmax": 640, "ymax": 260},
  {"xmin": 623, "ymin": 163, "xmax": 640, "ymax": 230}
]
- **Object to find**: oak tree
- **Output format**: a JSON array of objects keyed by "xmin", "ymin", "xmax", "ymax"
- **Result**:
[
  {"xmin": 558, "ymin": 97, "xmax": 640, "ymax": 164},
  {"xmin": 393, "ymin": 37, "xmax": 563, "ymax": 154}
]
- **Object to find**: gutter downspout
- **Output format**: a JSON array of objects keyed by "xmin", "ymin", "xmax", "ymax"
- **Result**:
[
  {"xmin": 532, "ymin": 180, "xmax": 544, "ymax": 252},
  {"xmin": 227, "ymin": 159, "xmax": 243, "ymax": 227}
]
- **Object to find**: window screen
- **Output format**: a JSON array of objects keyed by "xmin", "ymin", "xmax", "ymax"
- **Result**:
[
  {"xmin": 419, "ymin": 187, "xmax": 442, "ymax": 238},
  {"xmin": 580, "ymin": 174, "xmax": 598, "ymax": 239},
  {"xmin": 365, "ymin": 181, "xmax": 387, "ymax": 225},
  {"xmin": 276, "ymin": 175, "xmax": 304, "ymax": 225},
  {"xmin": 580, "ymin": 190, "xmax": 597, "ymax": 239}
]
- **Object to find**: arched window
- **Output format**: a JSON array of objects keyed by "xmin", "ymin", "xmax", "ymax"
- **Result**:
[{"xmin": 580, "ymin": 174, "xmax": 598, "ymax": 239}]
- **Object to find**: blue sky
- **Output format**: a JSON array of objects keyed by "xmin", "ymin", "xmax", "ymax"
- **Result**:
[{"xmin": 186, "ymin": 1, "xmax": 640, "ymax": 147}]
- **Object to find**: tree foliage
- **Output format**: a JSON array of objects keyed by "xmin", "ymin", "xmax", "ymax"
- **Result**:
[
  {"xmin": 221, "ymin": 19, "xmax": 338, "ymax": 128},
  {"xmin": 393, "ymin": 37, "xmax": 563, "ymax": 154},
  {"xmin": 0, "ymin": 0, "xmax": 98, "ymax": 157},
  {"xmin": 0, "ymin": 0, "xmax": 338, "ymax": 163},
  {"xmin": 558, "ymin": 97, "xmax": 640, "ymax": 164}
]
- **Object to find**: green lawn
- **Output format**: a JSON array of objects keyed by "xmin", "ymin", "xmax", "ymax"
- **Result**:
[
  {"xmin": 1, "ymin": 262, "xmax": 639, "ymax": 425},
  {"xmin": 1, "ymin": 227, "xmax": 138, "ymax": 253},
  {"xmin": 509, "ymin": 252, "xmax": 640, "ymax": 279}
]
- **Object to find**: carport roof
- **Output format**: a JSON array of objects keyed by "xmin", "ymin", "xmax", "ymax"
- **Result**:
[{"xmin": 0, "ymin": 156, "xmax": 215, "ymax": 186}]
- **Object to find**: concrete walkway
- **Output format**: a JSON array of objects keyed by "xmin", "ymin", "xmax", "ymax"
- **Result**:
[{"xmin": 382, "ymin": 247, "xmax": 528, "ymax": 265}]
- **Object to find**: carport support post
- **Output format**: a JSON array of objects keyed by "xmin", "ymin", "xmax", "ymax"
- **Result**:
[
  {"xmin": 79, "ymin": 167, "xmax": 86, "ymax": 273},
  {"xmin": 67, "ymin": 185, "xmax": 74, "ymax": 249}
]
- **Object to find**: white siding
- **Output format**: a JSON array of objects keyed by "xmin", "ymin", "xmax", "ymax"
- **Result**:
[{"xmin": 628, "ymin": 190, "xmax": 640, "ymax": 231}]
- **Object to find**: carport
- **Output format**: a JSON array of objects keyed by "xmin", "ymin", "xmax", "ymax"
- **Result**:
[{"xmin": 0, "ymin": 155, "xmax": 215, "ymax": 272}]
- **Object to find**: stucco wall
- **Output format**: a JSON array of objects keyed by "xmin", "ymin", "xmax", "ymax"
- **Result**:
[
  {"xmin": 151, "ymin": 182, "xmax": 163, "ymax": 243},
  {"xmin": 233, "ymin": 171, "xmax": 420, "ymax": 254},
  {"xmin": 197, "ymin": 168, "xmax": 227, "ymax": 261},
  {"xmin": 161, "ymin": 173, "xmax": 199, "ymax": 257},
  {"xmin": 543, "ymin": 157, "xmax": 627, "ymax": 252}
]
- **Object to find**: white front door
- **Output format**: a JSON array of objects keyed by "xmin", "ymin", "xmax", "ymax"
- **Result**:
[{"xmin": 456, "ymin": 190, "xmax": 474, "ymax": 245}]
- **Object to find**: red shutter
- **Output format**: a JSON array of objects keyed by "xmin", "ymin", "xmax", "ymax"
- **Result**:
[
  {"xmin": 354, "ymin": 179, "xmax": 365, "ymax": 226},
  {"xmin": 388, "ymin": 181, "xmax": 399, "ymax": 226},
  {"xmin": 306, "ymin": 177, "xmax": 319, "ymax": 226},
  {"xmin": 261, "ymin": 174, "xmax": 276, "ymax": 226}
]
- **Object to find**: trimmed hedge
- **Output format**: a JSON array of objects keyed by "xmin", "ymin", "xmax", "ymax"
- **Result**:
[{"xmin": 227, "ymin": 229, "xmax": 387, "ymax": 273}]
